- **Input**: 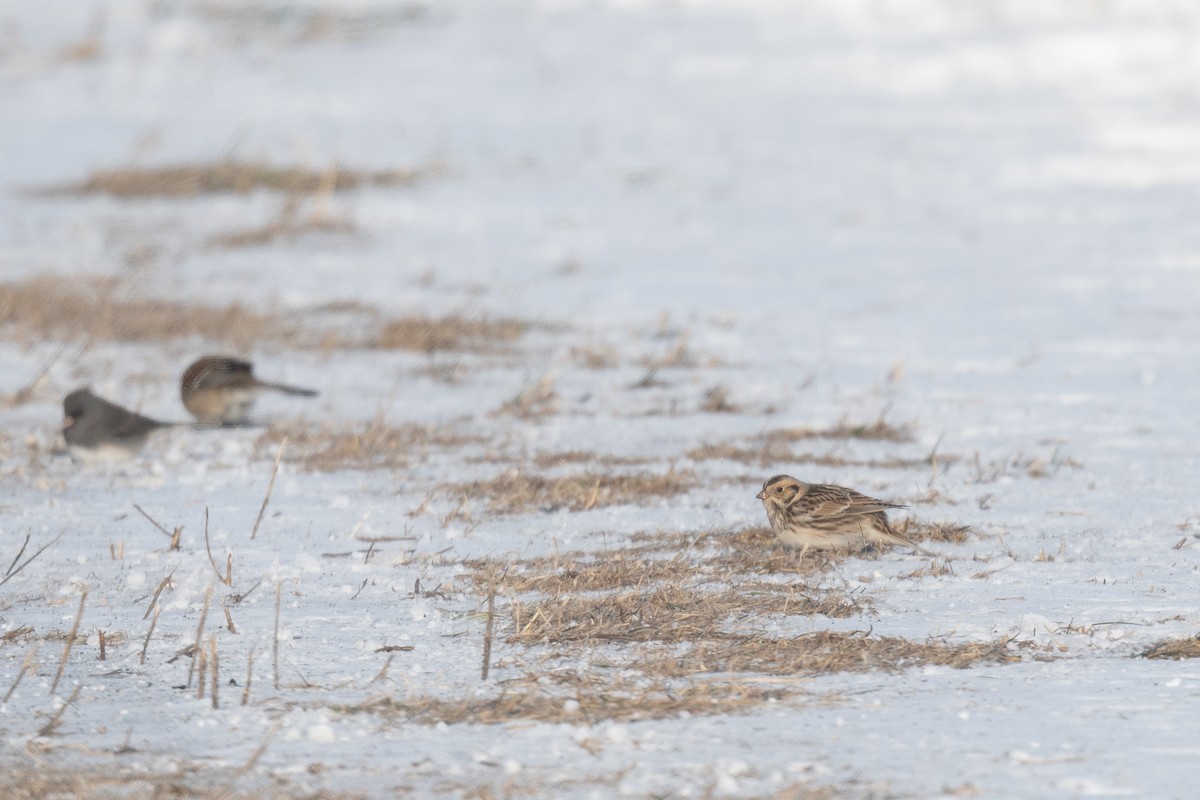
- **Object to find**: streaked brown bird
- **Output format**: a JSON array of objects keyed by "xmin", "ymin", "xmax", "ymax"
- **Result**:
[
  {"xmin": 180, "ymin": 356, "xmax": 317, "ymax": 425},
  {"xmin": 61, "ymin": 388, "xmax": 177, "ymax": 462},
  {"xmin": 756, "ymin": 474, "xmax": 933, "ymax": 559}
]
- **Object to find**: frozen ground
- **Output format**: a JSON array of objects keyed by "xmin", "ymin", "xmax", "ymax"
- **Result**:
[{"xmin": 2, "ymin": 0, "xmax": 1200, "ymax": 797}]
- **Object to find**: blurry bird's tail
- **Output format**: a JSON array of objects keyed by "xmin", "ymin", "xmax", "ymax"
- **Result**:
[{"xmin": 261, "ymin": 381, "xmax": 318, "ymax": 397}]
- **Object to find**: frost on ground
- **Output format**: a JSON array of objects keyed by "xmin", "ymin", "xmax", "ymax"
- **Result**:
[{"xmin": 2, "ymin": 1, "xmax": 1200, "ymax": 798}]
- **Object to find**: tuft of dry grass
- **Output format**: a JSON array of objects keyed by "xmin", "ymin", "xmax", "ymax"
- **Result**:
[
  {"xmin": 0, "ymin": 275, "xmax": 282, "ymax": 350},
  {"xmin": 700, "ymin": 384, "xmax": 739, "ymax": 413},
  {"xmin": 1142, "ymin": 635, "xmax": 1200, "ymax": 660},
  {"xmin": 497, "ymin": 374, "xmax": 559, "ymax": 417},
  {"xmin": 335, "ymin": 679, "xmax": 791, "ymax": 726},
  {"xmin": 372, "ymin": 314, "xmax": 528, "ymax": 353},
  {"xmin": 895, "ymin": 519, "xmax": 973, "ymax": 544},
  {"xmin": 0, "ymin": 274, "xmax": 534, "ymax": 355},
  {"xmin": 530, "ymin": 450, "xmax": 653, "ymax": 470},
  {"xmin": 257, "ymin": 416, "xmax": 478, "ymax": 472},
  {"xmin": 207, "ymin": 210, "xmax": 357, "ymax": 249},
  {"xmin": 687, "ymin": 440, "xmax": 926, "ymax": 470},
  {"xmin": 766, "ymin": 417, "xmax": 916, "ymax": 443},
  {"xmin": 196, "ymin": 2, "xmax": 428, "ymax": 45},
  {"xmin": 0, "ymin": 763, "xmax": 362, "ymax": 800},
  {"xmin": 443, "ymin": 469, "xmax": 696, "ymax": 515},
  {"xmin": 508, "ymin": 584, "xmax": 866, "ymax": 646},
  {"xmin": 43, "ymin": 159, "xmax": 424, "ymax": 198},
  {"xmin": 569, "ymin": 343, "xmax": 619, "ymax": 368},
  {"xmin": 633, "ymin": 632, "xmax": 1019, "ymax": 678}
]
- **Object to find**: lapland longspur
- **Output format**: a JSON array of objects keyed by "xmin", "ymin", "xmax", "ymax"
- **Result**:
[
  {"xmin": 181, "ymin": 356, "xmax": 317, "ymax": 425},
  {"xmin": 756, "ymin": 474, "xmax": 933, "ymax": 557}
]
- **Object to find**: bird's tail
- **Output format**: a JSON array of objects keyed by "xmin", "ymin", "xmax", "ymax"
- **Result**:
[
  {"xmin": 883, "ymin": 521, "xmax": 937, "ymax": 557},
  {"xmin": 260, "ymin": 381, "xmax": 318, "ymax": 397}
]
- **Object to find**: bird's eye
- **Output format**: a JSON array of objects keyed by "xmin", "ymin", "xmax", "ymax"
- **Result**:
[{"xmin": 774, "ymin": 486, "xmax": 783, "ymax": 493}]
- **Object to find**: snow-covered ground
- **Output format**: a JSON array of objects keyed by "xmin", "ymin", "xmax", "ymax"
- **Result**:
[{"xmin": 3, "ymin": 1, "xmax": 1200, "ymax": 797}]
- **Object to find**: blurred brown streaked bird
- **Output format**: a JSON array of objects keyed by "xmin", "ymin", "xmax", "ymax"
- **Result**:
[
  {"xmin": 61, "ymin": 388, "xmax": 176, "ymax": 462},
  {"xmin": 180, "ymin": 356, "xmax": 317, "ymax": 425},
  {"xmin": 756, "ymin": 474, "xmax": 934, "ymax": 558}
]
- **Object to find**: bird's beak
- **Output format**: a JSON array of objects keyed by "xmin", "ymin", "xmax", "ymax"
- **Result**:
[
  {"xmin": 62, "ymin": 415, "xmax": 75, "ymax": 430},
  {"xmin": 755, "ymin": 489, "xmax": 766, "ymax": 500}
]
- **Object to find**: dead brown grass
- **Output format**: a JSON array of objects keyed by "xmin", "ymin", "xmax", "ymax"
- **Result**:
[
  {"xmin": 687, "ymin": 440, "xmax": 926, "ymax": 470},
  {"xmin": 496, "ymin": 374, "xmax": 559, "ymax": 417},
  {"xmin": 510, "ymin": 585, "xmax": 867, "ymax": 645},
  {"xmin": 443, "ymin": 469, "xmax": 696, "ymax": 515},
  {"xmin": 208, "ymin": 214, "xmax": 357, "ymax": 249},
  {"xmin": 257, "ymin": 416, "xmax": 478, "ymax": 472},
  {"xmin": 530, "ymin": 450, "xmax": 654, "ymax": 469},
  {"xmin": 569, "ymin": 343, "xmax": 619, "ymax": 368},
  {"xmin": 1142, "ymin": 635, "xmax": 1200, "ymax": 659},
  {"xmin": 0, "ymin": 274, "xmax": 534, "ymax": 355},
  {"xmin": 472, "ymin": 547, "xmax": 862, "ymax": 615},
  {"xmin": 197, "ymin": 2, "xmax": 427, "ymax": 45},
  {"xmin": 43, "ymin": 159, "xmax": 423, "ymax": 198},
  {"xmin": 373, "ymin": 314, "xmax": 528, "ymax": 353},
  {"xmin": 0, "ymin": 275, "xmax": 282, "ymax": 350},
  {"xmin": 767, "ymin": 417, "xmax": 917, "ymax": 443},
  {"xmin": 0, "ymin": 761, "xmax": 362, "ymax": 800},
  {"xmin": 700, "ymin": 384, "xmax": 739, "ymax": 413},
  {"xmin": 335, "ymin": 679, "xmax": 791, "ymax": 726},
  {"xmin": 895, "ymin": 519, "xmax": 973, "ymax": 544},
  {"xmin": 634, "ymin": 632, "xmax": 1018, "ymax": 678}
]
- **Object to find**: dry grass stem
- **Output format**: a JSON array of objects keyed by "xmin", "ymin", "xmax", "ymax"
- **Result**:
[
  {"xmin": 482, "ymin": 582, "xmax": 496, "ymax": 681},
  {"xmin": 204, "ymin": 508, "xmax": 233, "ymax": 584},
  {"xmin": 0, "ymin": 344, "xmax": 65, "ymax": 408},
  {"xmin": 212, "ymin": 723, "xmax": 282, "ymax": 800},
  {"xmin": 1, "ymin": 532, "xmax": 64, "ymax": 588},
  {"xmin": 143, "ymin": 566, "xmax": 178, "ymax": 619},
  {"xmin": 50, "ymin": 589, "xmax": 87, "ymax": 695},
  {"xmin": 196, "ymin": 643, "xmax": 208, "ymax": 700},
  {"xmin": 4, "ymin": 531, "xmax": 30, "ymax": 578},
  {"xmin": 370, "ymin": 655, "xmax": 394, "ymax": 685},
  {"xmin": 250, "ymin": 439, "xmax": 286, "ymax": 539},
  {"xmin": 242, "ymin": 646, "xmax": 255, "ymax": 707},
  {"xmin": 38, "ymin": 684, "xmax": 82, "ymax": 738},
  {"xmin": 210, "ymin": 637, "xmax": 220, "ymax": 709},
  {"xmin": 273, "ymin": 582, "xmax": 282, "ymax": 690},
  {"xmin": 3, "ymin": 646, "xmax": 39, "ymax": 705},
  {"xmin": 133, "ymin": 503, "xmax": 184, "ymax": 550},
  {"xmin": 188, "ymin": 584, "xmax": 214, "ymax": 688},
  {"xmin": 140, "ymin": 606, "xmax": 161, "ymax": 666}
]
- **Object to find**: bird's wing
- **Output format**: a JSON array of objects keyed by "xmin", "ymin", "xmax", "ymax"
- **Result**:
[
  {"xmin": 191, "ymin": 358, "xmax": 256, "ymax": 390},
  {"xmin": 108, "ymin": 406, "xmax": 169, "ymax": 439},
  {"xmin": 804, "ymin": 485, "xmax": 904, "ymax": 517}
]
